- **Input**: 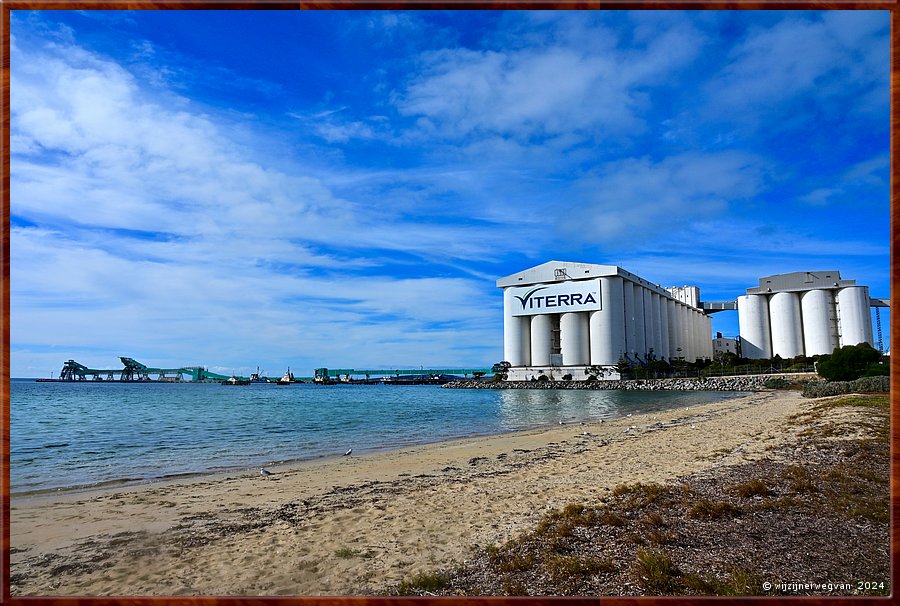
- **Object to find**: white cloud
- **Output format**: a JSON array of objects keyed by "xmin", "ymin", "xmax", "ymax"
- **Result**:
[
  {"xmin": 557, "ymin": 151, "xmax": 764, "ymax": 245},
  {"xmin": 706, "ymin": 12, "xmax": 888, "ymax": 123},
  {"xmin": 397, "ymin": 19, "xmax": 704, "ymax": 141}
]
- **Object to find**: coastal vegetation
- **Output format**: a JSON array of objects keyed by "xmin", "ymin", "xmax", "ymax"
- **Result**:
[{"xmin": 390, "ymin": 394, "xmax": 889, "ymax": 596}]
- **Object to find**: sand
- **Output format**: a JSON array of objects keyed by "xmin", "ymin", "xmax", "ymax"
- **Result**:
[{"xmin": 10, "ymin": 389, "xmax": 815, "ymax": 596}]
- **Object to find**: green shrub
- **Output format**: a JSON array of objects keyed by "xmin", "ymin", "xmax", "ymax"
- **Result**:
[
  {"xmin": 763, "ymin": 377, "xmax": 791, "ymax": 389},
  {"xmin": 817, "ymin": 343, "xmax": 881, "ymax": 381},
  {"xmin": 864, "ymin": 362, "xmax": 889, "ymax": 377}
]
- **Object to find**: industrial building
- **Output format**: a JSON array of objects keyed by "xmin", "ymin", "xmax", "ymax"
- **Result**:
[
  {"xmin": 497, "ymin": 261, "xmax": 713, "ymax": 381},
  {"xmin": 737, "ymin": 271, "xmax": 883, "ymax": 359}
]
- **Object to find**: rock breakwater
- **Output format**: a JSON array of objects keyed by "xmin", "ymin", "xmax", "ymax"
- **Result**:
[{"xmin": 443, "ymin": 375, "xmax": 770, "ymax": 391}]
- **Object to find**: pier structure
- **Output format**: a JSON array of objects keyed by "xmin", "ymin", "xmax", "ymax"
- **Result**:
[
  {"xmin": 56, "ymin": 358, "xmax": 248, "ymax": 382},
  {"xmin": 314, "ymin": 367, "xmax": 491, "ymax": 383}
]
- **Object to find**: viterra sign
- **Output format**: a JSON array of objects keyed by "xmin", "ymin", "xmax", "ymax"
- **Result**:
[{"xmin": 510, "ymin": 279, "xmax": 602, "ymax": 316}]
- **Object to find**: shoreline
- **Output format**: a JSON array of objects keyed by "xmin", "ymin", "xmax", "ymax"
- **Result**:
[
  {"xmin": 11, "ymin": 388, "xmax": 753, "ymax": 498},
  {"xmin": 12, "ymin": 389, "xmax": 815, "ymax": 596}
]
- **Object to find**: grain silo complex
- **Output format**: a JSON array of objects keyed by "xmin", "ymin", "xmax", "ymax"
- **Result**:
[
  {"xmin": 497, "ymin": 261, "xmax": 713, "ymax": 381},
  {"xmin": 737, "ymin": 271, "xmax": 877, "ymax": 359}
]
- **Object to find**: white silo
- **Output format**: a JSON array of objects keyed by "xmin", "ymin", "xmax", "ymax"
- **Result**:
[
  {"xmin": 503, "ymin": 288, "xmax": 530, "ymax": 366},
  {"xmin": 666, "ymin": 300, "xmax": 680, "ymax": 361},
  {"xmin": 737, "ymin": 294, "xmax": 772, "ymax": 359},
  {"xmin": 649, "ymin": 292, "xmax": 663, "ymax": 359},
  {"xmin": 632, "ymin": 283, "xmax": 647, "ymax": 359},
  {"xmin": 657, "ymin": 294, "xmax": 670, "ymax": 360},
  {"xmin": 623, "ymin": 280, "xmax": 636, "ymax": 359},
  {"xmin": 800, "ymin": 289, "xmax": 838, "ymax": 356},
  {"xmin": 702, "ymin": 314, "xmax": 714, "ymax": 359},
  {"xmin": 769, "ymin": 292, "xmax": 804, "ymax": 358},
  {"xmin": 530, "ymin": 314, "xmax": 553, "ymax": 366},
  {"xmin": 643, "ymin": 288, "xmax": 657, "ymax": 358},
  {"xmin": 693, "ymin": 310, "xmax": 705, "ymax": 361},
  {"xmin": 561, "ymin": 312, "xmax": 590, "ymax": 366},
  {"xmin": 590, "ymin": 276, "xmax": 626, "ymax": 365},
  {"xmin": 680, "ymin": 304, "xmax": 692, "ymax": 362},
  {"xmin": 837, "ymin": 286, "xmax": 874, "ymax": 346}
]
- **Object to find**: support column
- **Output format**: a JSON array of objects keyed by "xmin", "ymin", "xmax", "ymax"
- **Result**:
[
  {"xmin": 530, "ymin": 314, "xmax": 553, "ymax": 366},
  {"xmin": 633, "ymin": 283, "xmax": 646, "ymax": 361},
  {"xmin": 590, "ymin": 276, "xmax": 625, "ymax": 366},
  {"xmin": 658, "ymin": 295, "xmax": 670, "ymax": 361},
  {"xmin": 623, "ymin": 281, "xmax": 635, "ymax": 360},
  {"xmin": 643, "ymin": 288, "xmax": 656, "ymax": 360},
  {"xmin": 561, "ymin": 312, "xmax": 589, "ymax": 366},
  {"xmin": 503, "ymin": 288, "xmax": 530, "ymax": 366},
  {"xmin": 666, "ymin": 299, "xmax": 679, "ymax": 361}
]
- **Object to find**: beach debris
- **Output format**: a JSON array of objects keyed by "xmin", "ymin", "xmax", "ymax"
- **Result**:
[
  {"xmin": 344, "ymin": 448, "xmax": 353, "ymax": 457},
  {"xmin": 468, "ymin": 456, "xmax": 487, "ymax": 466}
]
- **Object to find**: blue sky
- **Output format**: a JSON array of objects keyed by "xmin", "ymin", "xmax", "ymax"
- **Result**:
[{"xmin": 9, "ymin": 10, "xmax": 890, "ymax": 378}]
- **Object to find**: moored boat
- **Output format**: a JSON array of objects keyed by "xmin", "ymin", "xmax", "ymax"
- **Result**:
[{"xmin": 276, "ymin": 368, "xmax": 294, "ymax": 385}]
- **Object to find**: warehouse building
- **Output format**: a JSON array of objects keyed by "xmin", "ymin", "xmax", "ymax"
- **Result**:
[
  {"xmin": 497, "ymin": 261, "xmax": 712, "ymax": 381},
  {"xmin": 737, "ymin": 271, "xmax": 878, "ymax": 359}
]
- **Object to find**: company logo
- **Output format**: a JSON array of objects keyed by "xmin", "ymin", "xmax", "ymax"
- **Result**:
[
  {"xmin": 515, "ymin": 286, "xmax": 548, "ymax": 309},
  {"xmin": 515, "ymin": 287, "xmax": 597, "ymax": 310}
]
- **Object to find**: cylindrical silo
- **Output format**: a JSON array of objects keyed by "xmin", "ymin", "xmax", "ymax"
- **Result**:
[
  {"xmin": 800, "ymin": 289, "xmax": 838, "ymax": 356},
  {"xmin": 503, "ymin": 289, "xmax": 530, "ymax": 366},
  {"xmin": 633, "ymin": 283, "xmax": 647, "ymax": 360},
  {"xmin": 837, "ymin": 286, "xmax": 874, "ymax": 347},
  {"xmin": 737, "ymin": 294, "xmax": 772, "ymax": 359},
  {"xmin": 590, "ymin": 276, "xmax": 626, "ymax": 365},
  {"xmin": 530, "ymin": 314, "xmax": 553, "ymax": 366},
  {"xmin": 690, "ymin": 309, "xmax": 703, "ymax": 362},
  {"xmin": 648, "ymin": 292, "xmax": 662, "ymax": 359},
  {"xmin": 658, "ymin": 295, "xmax": 670, "ymax": 361},
  {"xmin": 667, "ymin": 300, "xmax": 680, "ymax": 361},
  {"xmin": 679, "ymin": 304, "xmax": 692, "ymax": 362},
  {"xmin": 643, "ymin": 288, "xmax": 656, "ymax": 359},
  {"xmin": 702, "ymin": 314, "xmax": 713, "ymax": 359},
  {"xmin": 769, "ymin": 292, "xmax": 804, "ymax": 358},
  {"xmin": 623, "ymin": 280, "xmax": 635, "ymax": 360},
  {"xmin": 561, "ymin": 312, "xmax": 590, "ymax": 366}
]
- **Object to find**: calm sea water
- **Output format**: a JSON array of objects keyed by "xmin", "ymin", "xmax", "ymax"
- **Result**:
[{"xmin": 10, "ymin": 379, "xmax": 748, "ymax": 494}]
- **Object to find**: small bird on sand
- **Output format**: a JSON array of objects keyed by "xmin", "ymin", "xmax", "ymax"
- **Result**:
[
  {"xmin": 344, "ymin": 448, "xmax": 353, "ymax": 456},
  {"xmin": 260, "ymin": 467, "xmax": 272, "ymax": 477}
]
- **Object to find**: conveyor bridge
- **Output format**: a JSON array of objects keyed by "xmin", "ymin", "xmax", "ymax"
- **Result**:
[
  {"xmin": 315, "ymin": 367, "xmax": 491, "ymax": 381},
  {"xmin": 58, "ymin": 357, "xmax": 247, "ymax": 382}
]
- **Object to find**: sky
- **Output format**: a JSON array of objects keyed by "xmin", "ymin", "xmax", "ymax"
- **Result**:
[{"xmin": 9, "ymin": 10, "xmax": 891, "ymax": 378}]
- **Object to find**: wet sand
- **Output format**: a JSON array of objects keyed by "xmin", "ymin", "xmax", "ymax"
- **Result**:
[{"xmin": 10, "ymin": 389, "xmax": 813, "ymax": 596}]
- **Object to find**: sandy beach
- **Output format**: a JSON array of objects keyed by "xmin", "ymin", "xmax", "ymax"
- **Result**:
[{"xmin": 11, "ymin": 389, "xmax": 816, "ymax": 596}]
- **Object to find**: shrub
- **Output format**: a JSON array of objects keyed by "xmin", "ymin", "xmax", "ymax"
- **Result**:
[
  {"xmin": 802, "ymin": 375, "xmax": 889, "ymax": 398},
  {"xmin": 817, "ymin": 343, "xmax": 881, "ymax": 381},
  {"xmin": 864, "ymin": 362, "xmax": 889, "ymax": 377},
  {"xmin": 633, "ymin": 548, "xmax": 681, "ymax": 593},
  {"xmin": 763, "ymin": 377, "xmax": 791, "ymax": 389}
]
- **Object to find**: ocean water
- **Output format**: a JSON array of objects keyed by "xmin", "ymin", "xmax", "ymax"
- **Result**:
[{"xmin": 9, "ymin": 379, "xmax": 748, "ymax": 494}]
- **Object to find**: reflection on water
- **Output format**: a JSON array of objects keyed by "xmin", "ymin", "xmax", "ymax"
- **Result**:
[{"xmin": 497, "ymin": 389, "xmax": 746, "ymax": 431}]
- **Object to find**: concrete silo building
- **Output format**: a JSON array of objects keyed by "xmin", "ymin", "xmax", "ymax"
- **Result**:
[
  {"xmin": 498, "ymin": 261, "xmax": 712, "ymax": 381},
  {"xmin": 737, "ymin": 271, "xmax": 878, "ymax": 359}
]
